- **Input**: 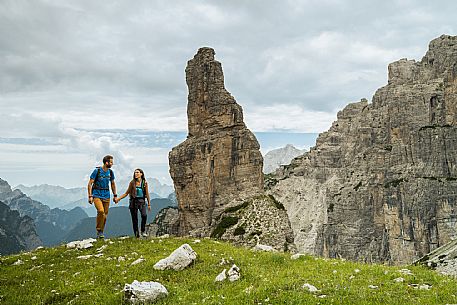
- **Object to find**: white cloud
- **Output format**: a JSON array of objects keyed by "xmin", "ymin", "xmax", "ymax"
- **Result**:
[
  {"xmin": 245, "ymin": 104, "xmax": 336, "ymax": 133},
  {"xmin": 0, "ymin": 113, "xmax": 135, "ymax": 180},
  {"xmin": 0, "ymin": 113, "xmax": 63, "ymax": 138},
  {"xmin": 1, "ymin": 0, "xmax": 457, "ymax": 187}
]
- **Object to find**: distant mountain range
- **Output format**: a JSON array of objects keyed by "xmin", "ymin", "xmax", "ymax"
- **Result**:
[
  {"xmin": 0, "ymin": 178, "xmax": 88, "ymax": 247},
  {"xmin": 0, "ymin": 177, "xmax": 177, "ymax": 253},
  {"xmin": 263, "ymin": 144, "xmax": 306, "ymax": 174},
  {"xmin": 14, "ymin": 176, "xmax": 175, "ymax": 212},
  {"xmin": 115, "ymin": 176, "xmax": 174, "ymax": 199},
  {"xmin": 13, "ymin": 184, "xmax": 86, "ymax": 209}
]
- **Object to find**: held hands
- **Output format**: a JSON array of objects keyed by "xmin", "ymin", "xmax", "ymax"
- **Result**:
[{"xmin": 114, "ymin": 197, "xmax": 119, "ymax": 204}]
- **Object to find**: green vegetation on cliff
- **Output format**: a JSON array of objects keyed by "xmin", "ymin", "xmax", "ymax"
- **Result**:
[{"xmin": 1, "ymin": 237, "xmax": 456, "ymax": 304}]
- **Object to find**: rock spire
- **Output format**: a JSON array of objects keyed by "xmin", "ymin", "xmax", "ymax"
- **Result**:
[{"xmin": 169, "ymin": 47, "xmax": 264, "ymax": 236}]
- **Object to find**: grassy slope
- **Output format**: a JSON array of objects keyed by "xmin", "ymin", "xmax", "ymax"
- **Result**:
[{"xmin": 1, "ymin": 237, "xmax": 456, "ymax": 305}]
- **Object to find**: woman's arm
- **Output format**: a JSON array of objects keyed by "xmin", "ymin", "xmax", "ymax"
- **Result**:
[
  {"xmin": 118, "ymin": 182, "xmax": 133, "ymax": 201},
  {"xmin": 145, "ymin": 182, "xmax": 151, "ymax": 207}
]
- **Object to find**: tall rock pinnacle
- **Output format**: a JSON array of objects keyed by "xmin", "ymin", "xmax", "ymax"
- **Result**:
[
  {"xmin": 169, "ymin": 48, "xmax": 263, "ymax": 236},
  {"xmin": 185, "ymin": 47, "xmax": 245, "ymax": 137}
]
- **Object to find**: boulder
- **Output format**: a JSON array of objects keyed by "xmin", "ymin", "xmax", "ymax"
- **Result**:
[
  {"xmin": 124, "ymin": 280, "xmax": 168, "ymax": 304},
  {"xmin": 130, "ymin": 258, "xmax": 145, "ymax": 266},
  {"xmin": 153, "ymin": 244, "xmax": 197, "ymax": 271},
  {"xmin": 227, "ymin": 264, "xmax": 240, "ymax": 282},
  {"xmin": 416, "ymin": 238, "xmax": 457, "ymax": 277},
  {"xmin": 253, "ymin": 244, "xmax": 277, "ymax": 252},
  {"xmin": 66, "ymin": 238, "xmax": 97, "ymax": 250},
  {"xmin": 302, "ymin": 283, "xmax": 319, "ymax": 293},
  {"xmin": 291, "ymin": 253, "xmax": 306, "ymax": 260},
  {"xmin": 215, "ymin": 269, "xmax": 227, "ymax": 282}
]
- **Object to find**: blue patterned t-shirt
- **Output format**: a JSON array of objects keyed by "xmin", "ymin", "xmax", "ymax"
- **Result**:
[{"xmin": 90, "ymin": 167, "xmax": 115, "ymax": 199}]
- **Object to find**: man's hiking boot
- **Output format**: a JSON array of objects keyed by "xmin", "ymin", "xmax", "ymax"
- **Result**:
[{"xmin": 141, "ymin": 232, "xmax": 148, "ymax": 237}]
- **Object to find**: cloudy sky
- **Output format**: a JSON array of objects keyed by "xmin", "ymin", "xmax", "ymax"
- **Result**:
[{"xmin": 1, "ymin": 0, "xmax": 456, "ymax": 188}]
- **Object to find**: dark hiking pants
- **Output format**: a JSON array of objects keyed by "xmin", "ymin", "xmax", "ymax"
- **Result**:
[{"xmin": 129, "ymin": 198, "xmax": 147, "ymax": 237}]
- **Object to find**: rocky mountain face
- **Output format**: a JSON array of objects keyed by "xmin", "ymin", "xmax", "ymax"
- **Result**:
[
  {"xmin": 268, "ymin": 35, "xmax": 457, "ymax": 264},
  {"xmin": 0, "ymin": 178, "xmax": 88, "ymax": 246},
  {"xmin": 169, "ymin": 48, "xmax": 264, "ymax": 236},
  {"xmin": 146, "ymin": 207, "xmax": 180, "ymax": 237},
  {"xmin": 0, "ymin": 200, "xmax": 42, "ymax": 255},
  {"xmin": 263, "ymin": 144, "xmax": 306, "ymax": 174},
  {"xmin": 209, "ymin": 195, "xmax": 295, "ymax": 251}
]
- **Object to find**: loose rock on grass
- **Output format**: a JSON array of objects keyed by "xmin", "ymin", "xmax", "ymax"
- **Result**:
[
  {"xmin": 153, "ymin": 244, "xmax": 197, "ymax": 271},
  {"xmin": 66, "ymin": 238, "xmax": 97, "ymax": 250},
  {"xmin": 215, "ymin": 269, "xmax": 227, "ymax": 282},
  {"xmin": 124, "ymin": 280, "xmax": 168, "ymax": 304},
  {"xmin": 302, "ymin": 283, "xmax": 319, "ymax": 293},
  {"xmin": 227, "ymin": 264, "xmax": 241, "ymax": 282}
]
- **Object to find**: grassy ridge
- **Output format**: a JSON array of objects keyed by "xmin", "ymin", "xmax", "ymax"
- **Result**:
[{"xmin": 1, "ymin": 237, "xmax": 456, "ymax": 304}]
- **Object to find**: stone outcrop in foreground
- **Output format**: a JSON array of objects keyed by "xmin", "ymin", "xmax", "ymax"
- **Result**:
[
  {"xmin": 268, "ymin": 35, "xmax": 457, "ymax": 264},
  {"xmin": 153, "ymin": 244, "xmax": 197, "ymax": 271},
  {"xmin": 169, "ymin": 48, "xmax": 264, "ymax": 236},
  {"xmin": 416, "ymin": 238, "xmax": 457, "ymax": 277},
  {"xmin": 145, "ymin": 207, "xmax": 179, "ymax": 237},
  {"xmin": 209, "ymin": 195, "xmax": 294, "ymax": 251}
]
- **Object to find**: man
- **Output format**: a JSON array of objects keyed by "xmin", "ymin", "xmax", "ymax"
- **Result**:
[{"xmin": 87, "ymin": 155, "xmax": 118, "ymax": 239}]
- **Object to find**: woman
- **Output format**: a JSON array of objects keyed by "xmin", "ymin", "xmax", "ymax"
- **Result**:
[{"xmin": 116, "ymin": 169, "xmax": 151, "ymax": 238}]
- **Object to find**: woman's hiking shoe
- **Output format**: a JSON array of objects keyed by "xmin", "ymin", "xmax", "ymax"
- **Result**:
[{"xmin": 97, "ymin": 231, "xmax": 105, "ymax": 239}]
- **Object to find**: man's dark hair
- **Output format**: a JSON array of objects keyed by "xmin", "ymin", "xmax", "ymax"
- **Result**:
[{"xmin": 103, "ymin": 155, "xmax": 113, "ymax": 164}]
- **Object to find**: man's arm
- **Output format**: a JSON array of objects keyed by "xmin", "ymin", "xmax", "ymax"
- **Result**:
[
  {"xmin": 87, "ymin": 179, "xmax": 94, "ymax": 204},
  {"xmin": 111, "ymin": 180, "xmax": 117, "ymax": 201}
]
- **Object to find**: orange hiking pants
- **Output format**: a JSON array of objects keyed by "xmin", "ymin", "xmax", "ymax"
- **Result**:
[{"xmin": 94, "ymin": 198, "xmax": 110, "ymax": 232}]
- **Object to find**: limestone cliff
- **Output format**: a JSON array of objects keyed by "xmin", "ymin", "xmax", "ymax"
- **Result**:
[
  {"xmin": 169, "ymin": 48, "xmax": 264, "ymax": 236},
  {"xmin": 268, "ymin": 35, "xmax": 457, "ymax": 264},
  {"xmin": 0, "ymin": 201, "xmax": 42, "ymax": 254}
]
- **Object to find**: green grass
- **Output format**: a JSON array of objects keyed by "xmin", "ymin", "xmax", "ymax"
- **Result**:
[{"xmin": 1, "ymin": 237, "xmax": 457, "ymax": 304}]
